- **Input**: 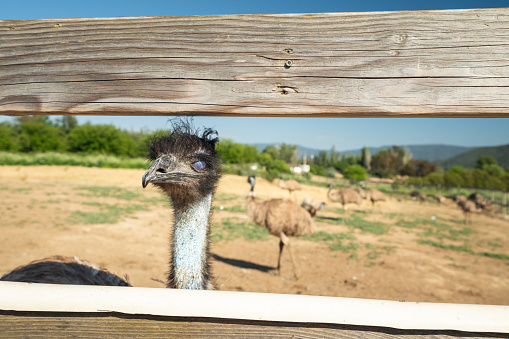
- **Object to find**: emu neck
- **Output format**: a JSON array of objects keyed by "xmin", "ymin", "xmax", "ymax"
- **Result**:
[{"xmin": 171, "ymin": 194, "xmax": 212, "ymax": 289}]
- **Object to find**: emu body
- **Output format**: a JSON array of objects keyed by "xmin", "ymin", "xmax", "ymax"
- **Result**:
[{"xmin": 247, "ymin": 176, "xmax": 315, "ymax": 278}]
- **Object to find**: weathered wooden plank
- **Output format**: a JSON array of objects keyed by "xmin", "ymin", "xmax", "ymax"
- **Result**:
[
  {"xmin": 0, "ymin": 311, "xmax": 506, "ymax": 339},
  {"xmin": 1, "ymin": 8, "xmax": 508, "ymax": 117}
]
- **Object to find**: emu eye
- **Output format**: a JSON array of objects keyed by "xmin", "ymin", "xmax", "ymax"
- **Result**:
[{"xmin": 192, "ymin": 161, "xmax": 206, "ymax": 172}]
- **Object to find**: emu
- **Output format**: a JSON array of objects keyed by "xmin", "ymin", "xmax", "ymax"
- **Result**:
[
  {"xmin": 410, "ymin": 191, "xmax": 428, "ymax": 203},
  {"xmin": 433, "ymin": 194, "xmax": 447, "ymax": 204},
  {"xmin": 247, "ymin": 176, "xmax": 316, "ymax": 278},
  {"xmin": 362, "ymin": 188, "xmax": 387, "ymax": 207},
  {"xmin": 277, "ymin": 178, "xmax": 302, "ymax": 200},
  {"xmin": 0, "ymin": 256, "xmax": 129, "ymax": 286},
  {"xmin": 301, "ymin": 197, "xmax": 325, "ymax": 218},
  {"xmin": 454, "ymin": 195, "xmax": 476, "ymax": 224},
  {"xmin": 327, "ymin": 184, "xmax": 362, "ymax": 221},
  {"xmin": 1, "ymin": 122, "xmax": 221, "ymax": 290}
]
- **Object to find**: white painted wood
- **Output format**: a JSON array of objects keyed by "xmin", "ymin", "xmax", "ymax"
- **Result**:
[{"xmin": 0, "ymin": 281, "xmax": 508, "ymax": 333}]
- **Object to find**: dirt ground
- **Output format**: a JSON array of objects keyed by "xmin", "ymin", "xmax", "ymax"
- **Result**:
[{"xmin": 0, "ymin": 166, "xmax": 508, "ymax": 305}]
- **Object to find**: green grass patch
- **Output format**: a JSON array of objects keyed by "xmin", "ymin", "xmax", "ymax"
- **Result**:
[
  {"xmin": 448, "ymin": 263, "xmax": 468, "ymax": 269},
  {"xmin": 76, "ymin": 186, "xmax": 141, "ymax": 200},
  {"xmin": 385, "ymin": 213, "xmax": 402, "ymax": 219},
  {"xmin": 215, "ymin": 205, "xmax": 246, "ymax": 213},
  {"xmin": 348, "ymin": 253, "xmax": 359, "ymax": 260},
  {"xmin": 367, "ymin": 250, "xmax": 382, "ymax": 260},
  {"xmin": 329, "ymin": 241, "xmax": 360, "ymax": 252},
  {"xmin": 215, "ymin": 193, "xmax": 243, "ymax": 203},
  {"xmin": 211, "ymin": 218, "xmax": 270, "ymax": 242},
  {"xmin": 315, "ymin": 216, "xmax": 343, "ymax": 225},
  {"xmin": 302, "ymin": 231, "xmax": 358, "ymax": 253},
  {"xmin": 13, "ymin": 187, "xmax": 32, "ymax": 193},
  {"xmin": 417, "ymin": 239, "xmax": 474, "ymax": 254},
  {"xmin": 301, "ymin": 231, "xmax": 355, "ymax": 242},
  {"xmin": 141, "ymin": 196, "xmax": 168, "ymax": 204},
  {"xmin": 418, "ymin": 239, "xmax": 509, "ymax": 260},
  {"xmin": 347, "ymin": 215, "xmax": 388, "ymax": 235},
  {"xmin": 0, "ymin": 152, "xmax": 148, "ymax": 169},
  {"xmin": 478, "ymin": 252, "xmax": 509, "ymax": 260},
  {"xmin": 488, "ymin": 240, "xmax": 503, "ymax": 248},
  {"xmin": 68, "ymin": 203, "xmax": 148, "ymax": 224},
  {"xmin": 395, "ymin": 219, "xmax": 418, "ymax": 229}
]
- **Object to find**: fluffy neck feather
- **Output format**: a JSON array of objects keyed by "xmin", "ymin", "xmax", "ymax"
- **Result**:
[{"xmin": 170, "ymin": 193, "xmax": 212, "ymax": 289}]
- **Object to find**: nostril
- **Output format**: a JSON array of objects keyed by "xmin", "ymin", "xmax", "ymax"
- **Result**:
[{"xmin": 156, "ymin": 168, "xmax": 166, "ymax": 173}]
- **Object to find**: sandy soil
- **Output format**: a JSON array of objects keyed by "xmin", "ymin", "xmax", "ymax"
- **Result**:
[{"xmin": 0, "ymin": 166, "xmax": 508, "ymax": 305}]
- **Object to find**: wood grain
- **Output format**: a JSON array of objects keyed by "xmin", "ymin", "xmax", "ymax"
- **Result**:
[
  {"xmin": 1, "ymin": 9, "xmax": 509, "ymax": 117},
  {"xmin": 0, "ymin": 311, "xmax": 506, "ymax": 338}
]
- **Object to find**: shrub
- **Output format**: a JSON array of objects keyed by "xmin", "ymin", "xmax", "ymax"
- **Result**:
[
  {"xmin": 0, "ymin": 122, "xmax": 19, "ymax": 151},
  {"xmin": 343, "ymin": 164, "xmax": 368, "ymax": 180},
  {"xmin": 18, "ymin": 122, "xmax": 65, "ymax": 152},
  {"xmin": 67, "ymin": 124, "xmax": 136, "ymax": 156}
]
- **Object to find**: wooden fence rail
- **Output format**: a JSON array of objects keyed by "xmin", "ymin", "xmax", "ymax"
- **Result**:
[{"xmin": 1, "ymin": 8, "xmax": 509, "ymax": 117}]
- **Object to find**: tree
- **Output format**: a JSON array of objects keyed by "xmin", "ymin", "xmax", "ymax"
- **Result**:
[
  {"xmin": 371, "ymin": 149, "xmax": 397, "ymax": 178},
  {"xmin": 15, "ymin": 115, "xmax": 51, "ymax": 125},
  {"xmin": 56, "ymin": 116, "xmax": 78, "ymax": 134},
  {"xmin": 483, "ymin": 164, "xmax": 506, "ymax": 178},
  {"xmin": 330, "ymin": 146, "xmax": 340, "ymax": 163},
  {"xmin": 476, "ymin": 156, "xmax": 497, "ymax": 170},
  {"xmin": 361, "ymin": 147, "xmax": 371, "ymax": 171},
  {"xmin": 314, "ymin": 150, "xmax": 331, "ymax": 168},
  {"xmin": 401, "ymin": 159, "xmax": 436, "ymax": 177},
  {"xmin": 262, "ymin": 145, "xmax": 279, "ymax": 162},
  {"xmin": 392, "ymin": 145, "xmax": 411, "ymax": 174},
  {"xmin": 279, "ymin": 143, "xmax": 298, "ymax": 164},
  {"xmin": 426, "ymin": 172, "xmax": 444, "ymax": 186}
]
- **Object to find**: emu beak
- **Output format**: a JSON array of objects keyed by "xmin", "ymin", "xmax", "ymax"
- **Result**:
[{"xmin": 142, "ymin": 155, "xmax": 177, "ymax": 188}]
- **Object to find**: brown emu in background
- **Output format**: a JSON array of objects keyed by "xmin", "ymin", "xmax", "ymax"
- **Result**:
[
  {"xmin": 277, "ymin": 178, "xmax": 302, "ymax": 200},
  {"xmin": 433, "ymin": 194, "xmax": 447, "ymax": 204},
  {"xmin": 454, "ymin": 195, "xmax": 477, "ymax": 224},
  {"xmin": 468, "ymin": 193, "xmax": 494, "ymax": 216},
  {"xmin": 410, "ymin": 191, "xmax": 428, "ymax": 203},
  {"xmin": 1, "ymin": 121, "xmax": 221, "ymax": 290},
  {"xmin": 327, "ymin": 185, "xmax": 362, "ymax": 221},
  {"xmin": 301, "ymin": 197, "xmax": 325, "ymax": 218},
  {"xmin": 363, "ymin": 188, "xmax": 387, "ymax": 207},
  {"xmin": 247, "ymin": 176, "xmax": 316, "ymax": 278}
]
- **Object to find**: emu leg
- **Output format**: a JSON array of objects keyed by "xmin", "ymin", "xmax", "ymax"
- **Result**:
[
  {"xmin": 277, "ymin": 239, "xmax": 284, "ymax": 275},
  {"xmin": 280, "ymin": 232, "xmax": 299, "ymax": 279}
]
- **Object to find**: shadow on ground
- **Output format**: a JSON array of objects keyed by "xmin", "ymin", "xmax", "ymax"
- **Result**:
[{"xmin": 212, "ymin": 254, "xmax": 274, "ymax": 273}]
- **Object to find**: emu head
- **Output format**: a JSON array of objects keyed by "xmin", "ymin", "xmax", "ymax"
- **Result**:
[{"xmin": 142, "ymin": 122, "xmax": 221, "ymax": 207}]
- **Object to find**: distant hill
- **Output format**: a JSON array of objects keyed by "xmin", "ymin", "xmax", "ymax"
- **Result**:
[
  {"xmin": 436, "ymin": 144, "xmax": 509, "ymax": 170},
  {"xmin": 339, "ymin": 144, "xmax": 474, "ymax": 162},
  {"xmin": 253, "ymin": 143, "xmax": 474, "ymax": 162}
]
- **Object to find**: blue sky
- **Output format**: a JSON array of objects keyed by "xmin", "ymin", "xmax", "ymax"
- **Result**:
[{"xmin": 2, "ymin": 1, "xmax": 508, "ymax": 151}]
